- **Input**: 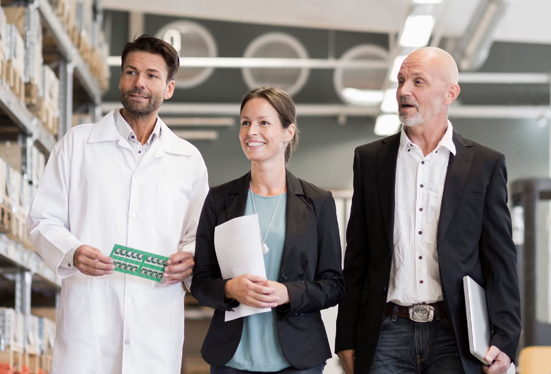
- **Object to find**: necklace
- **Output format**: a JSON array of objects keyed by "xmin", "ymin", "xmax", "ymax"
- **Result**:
[{"xmin": 249, "ymin": 179, "xmax": 286, "ymax": 254}]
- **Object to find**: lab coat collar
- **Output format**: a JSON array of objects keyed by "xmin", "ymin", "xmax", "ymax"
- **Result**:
[{"xmin": 88, "ymin": 109, "xmax": 193, "ymax": 156}]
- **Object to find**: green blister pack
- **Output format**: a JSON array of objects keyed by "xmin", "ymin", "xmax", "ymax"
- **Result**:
[{"xmin": 109, "ymin": 244, "xmax": 169, "ymax": 282}]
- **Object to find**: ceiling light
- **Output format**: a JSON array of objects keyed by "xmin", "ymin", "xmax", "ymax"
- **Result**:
[
  {"xmin": 161, "ymin": 117, "xmax": 234, "ymax": 127},
  {"xmin": 453, "ymin": 0, "xmax": 512, "ymax": 71},
  {"xmin": 341, "ymin": 88, "xmax": 384, "ymax": 106},
  {"xmin": 172, "ymin": 130, "xmax": 219, "ymax": 140},
  {"xmin": 374, "ymin": 114, "xmax": 401, "ymax": 136},
  {"xmin": 389, "ymin": 55, "xmax": 408, "ymax": 82},
  {"xmin": 413, "ymin": 0, "xmax": 443, "ymax": 3},
  {"xmin": 380, "ymin": 88, "xmax": 398, "ymax": 113},
  {"xmin": 399, "ymin": 15, "xmax": 435, "ymax": 48}
]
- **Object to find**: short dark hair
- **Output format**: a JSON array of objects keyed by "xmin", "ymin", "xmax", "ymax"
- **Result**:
[
  {"xmin": 121, "ymin": 35, "xmax": 180, "ymax": 82},
  {"xmin": 241, "ymin": 87, "xmax": 299, "ymax": 164}
]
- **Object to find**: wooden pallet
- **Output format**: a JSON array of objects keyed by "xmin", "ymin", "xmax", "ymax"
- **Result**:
[
  {"xmin": 39, "ymin": 354, "xmax": 51, "ymax": 374},
  {"xmin": 5, "ymin": 60, "xmax": 24, "ymax": 102},
  {"xmin": 24, "ymin": 348, "xmax": 39, "ymax": 374},
  {"xmin": 0, "ymin": 346, "xmax": 22, "ymax": 373}
]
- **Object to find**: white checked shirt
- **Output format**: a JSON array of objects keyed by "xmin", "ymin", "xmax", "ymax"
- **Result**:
[
  {"xmin": 114, "ymin": 109, "xmax": 161, "ymax": 165},
  {"xmin": 387, "ymin": 121, "xmax": 456, "ymax": 306}
]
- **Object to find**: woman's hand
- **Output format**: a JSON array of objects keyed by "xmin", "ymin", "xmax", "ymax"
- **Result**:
[
  {"xmin": 262, "ymin": 281, "xmax": 290, "ymax": 305},
  {"xmin": 225, "ymin": 274, "xmax": 279, "ymax": 308}
]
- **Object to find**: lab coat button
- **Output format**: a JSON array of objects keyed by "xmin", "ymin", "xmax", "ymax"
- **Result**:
[
  {"xmin": 130, "ymin": 212, "xmax": 136, "ymax": 218},
  {"xmin": 124, "ymin": 340, "xmax": 129, "ymax": 345}
]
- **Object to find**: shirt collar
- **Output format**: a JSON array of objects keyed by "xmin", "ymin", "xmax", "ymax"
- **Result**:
[
  {"xmin": 398, "ymin": 120, "xmax": 456, "ymax": 157},
  {"xmin": 114, "ymin": 109, "xmax": 162, "ymax": 145}
]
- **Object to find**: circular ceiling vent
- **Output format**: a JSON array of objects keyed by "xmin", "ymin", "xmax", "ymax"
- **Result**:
[
  {"xmin": 156, "ymin": 20, "xmax": 217, "ymax": 89},
  {"xmin": 242, "ymin": 32, "xmax": 309, "ymax": 96},
  {"xmin": 334, "ymin": 44, "xmax": 389, "ymax": 106}
]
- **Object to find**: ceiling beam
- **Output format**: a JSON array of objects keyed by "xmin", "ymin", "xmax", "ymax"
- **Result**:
[{"xmin": 102, "ymin": 102, "xmax": 551, "ymax": 119}]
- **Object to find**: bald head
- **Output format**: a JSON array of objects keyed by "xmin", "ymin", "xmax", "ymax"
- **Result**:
[
  {"xmin": 396, "ymin": 47, "xmax": 461, "ymax": 129},
  {"xmin": 406, "ymin": 47, "xmax": 459, "ymax": 85}
]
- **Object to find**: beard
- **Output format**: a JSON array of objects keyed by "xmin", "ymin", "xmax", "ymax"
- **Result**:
[
  {"xmin": 399, "ymin": 111, "xmax": 424, "ymax": 127},
  {"xmin": 398, "ymin": 96, "xmax": 423, "ymax": 127},
  {"xmin": 120, "ymin": 88, "xmax": 164, "ymax": 118}
]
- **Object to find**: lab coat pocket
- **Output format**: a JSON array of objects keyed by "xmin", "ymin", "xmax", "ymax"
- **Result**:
[
  {"xmin": 155, "ymin": 185, "xmax": 189, "ymax": 237},
  {"xmin": 149, "ymin": 283, "xmax": 185, "ymax": 342},
  {"xmin": 61, "ymin": 277, "xmax": 113, "ymax": 336}
]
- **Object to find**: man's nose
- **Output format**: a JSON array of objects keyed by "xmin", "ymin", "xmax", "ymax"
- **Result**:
[{"xmin": 134, "ymin": 73, "xmax": 146, "ymax": 88}]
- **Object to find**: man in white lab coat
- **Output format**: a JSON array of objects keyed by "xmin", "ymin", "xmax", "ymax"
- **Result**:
[{"xmin": 27, "ymin": 35, "xmax": 209, "ymax": 374}]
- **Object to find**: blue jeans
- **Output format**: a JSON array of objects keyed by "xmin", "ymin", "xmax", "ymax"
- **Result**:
[
  {"xmin": 210, "ymin": 363, "xmax": 324, "ymax": 374},
  {"xmin": 369, "ymin": 315, "xmax": 464, "ymax": 374}
]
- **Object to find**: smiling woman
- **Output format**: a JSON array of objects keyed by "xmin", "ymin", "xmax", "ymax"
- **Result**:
[{"xmin": 191, "ymin": 87, "xmax": 345, "ymax": 374}]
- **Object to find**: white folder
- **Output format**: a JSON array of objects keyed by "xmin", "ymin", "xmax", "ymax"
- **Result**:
[{"xmin": 463, "ymin": 275, "xmax": 516, "ymax": 373}]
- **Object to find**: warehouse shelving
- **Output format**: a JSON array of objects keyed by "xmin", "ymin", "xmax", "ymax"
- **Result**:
[{"xmin": 0, "ymin": 0, "xmax": 107, "ymax": 329}]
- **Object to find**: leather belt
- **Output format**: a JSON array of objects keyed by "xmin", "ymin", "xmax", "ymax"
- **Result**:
[{"xmin": 385, "ymin": 301, "xmax": 447, "ymax": 322}]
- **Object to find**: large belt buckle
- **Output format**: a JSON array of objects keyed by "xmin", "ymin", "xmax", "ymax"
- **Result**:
[{"xmin": 408, "ymin": 304, "xmax": 434, "ymax": 323}]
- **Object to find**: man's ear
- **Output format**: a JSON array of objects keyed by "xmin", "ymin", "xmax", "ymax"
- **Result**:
[
  {"xmin": 445, "ymin": 83, "xmax": 460, "ymax": 105},
  {"xmin": 164, "ymin": 80, "xmax": 176, "ymax": 100}
]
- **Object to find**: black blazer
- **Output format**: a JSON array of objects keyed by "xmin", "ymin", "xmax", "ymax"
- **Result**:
[
  {"xmin": 335, "ymin": 131, "xmax": 521, "ymax": 374},
  {"xmin": 191, "ymin": 170, "xmax": 345, "ymax": 369}
]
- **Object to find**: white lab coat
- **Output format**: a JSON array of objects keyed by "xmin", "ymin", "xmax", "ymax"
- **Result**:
[{"xmin": 27, "ymin": 110, "xmax": 209, "ymax": 374}]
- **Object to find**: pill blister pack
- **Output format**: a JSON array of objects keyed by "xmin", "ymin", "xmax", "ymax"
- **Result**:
[{"xmin": 109, "ymin": 244, "xmax": 169, "ymax": 282}]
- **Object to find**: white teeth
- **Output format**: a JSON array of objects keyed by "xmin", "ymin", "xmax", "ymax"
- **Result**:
[{"xmin": 248, "ymin": 142, "xmax": 264, "ymax": 147}]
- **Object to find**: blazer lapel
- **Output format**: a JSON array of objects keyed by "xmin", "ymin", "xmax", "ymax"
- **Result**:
[
  {"xmin": 437, "ymin": 131, "xmax": 474, "ymax": 243},
  {"xmin": 281, "ymin": 170, "xmax": 306, "ymax": 269},
  {"xmin": 377, "ymin": 134, "xmax": 400, "ymax": 254},
  {"xmin": 223, "ymin": 172, "xmax": 250, "ymax": 223}
]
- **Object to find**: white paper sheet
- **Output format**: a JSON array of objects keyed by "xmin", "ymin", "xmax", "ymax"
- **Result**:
[{"xmin": 214, "ymin": 214, "xmax": 271, "ymax": 321}]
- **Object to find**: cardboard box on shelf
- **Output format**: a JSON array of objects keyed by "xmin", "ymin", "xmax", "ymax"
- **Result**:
[
  {"xmin": 4, "ymin": 23, "xmax": 24, "ymax": 101},
  {"xmin": 0, "ymin": 158, "xmax": 12, "ymax": 234},
  {"xmin": 39, "ymin": 65, "xmax": 59, "ymax": 135}
]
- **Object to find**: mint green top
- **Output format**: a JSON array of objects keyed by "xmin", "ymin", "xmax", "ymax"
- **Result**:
[{"xmin": 226, "ymin": 192, "xmax": 290, "ymax": 372}]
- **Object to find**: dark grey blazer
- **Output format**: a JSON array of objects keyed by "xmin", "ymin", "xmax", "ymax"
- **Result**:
[
  {"xmin": 191, "ymin": 170, "xmax": 345, "ymax": 369},
  {"xmin": 335, "ymin": 131, "xmax": 521, "ymax": 373}
]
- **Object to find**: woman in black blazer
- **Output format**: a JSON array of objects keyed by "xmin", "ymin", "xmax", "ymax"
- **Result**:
[{"xmin": 191, "ymin": 87, "xmax": 344, "ymax": 373}]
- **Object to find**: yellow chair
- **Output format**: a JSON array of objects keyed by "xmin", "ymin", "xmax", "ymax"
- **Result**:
[{"xmin": 518, "ymin": 346, "xmax": 551, "ymax": 374}]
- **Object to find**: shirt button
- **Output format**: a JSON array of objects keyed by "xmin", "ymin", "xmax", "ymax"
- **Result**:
[
  {"xmin": 419, "ymin": 207, "xmax": 423, "ymax": 212},
  {"xmin": 130, "ymin": 212, "xmax": 137, "ymax": 218},
  {"xmin": 420, "ymin": 280, "xmax": 424, "ymax": 284},
  {"xmin": 420, "ymin": 184, "xmax": 424, "ymax": 188},
  {"xmin": 124, "ymin": 340, "xmax": 130, "ymax": 345},
  {"xmin": 421, "ymin": 161, "xmax": 425, "ymax": 164},
  {"xmin": 419, "ymin": 231, "xmax": 423, "ymax": 235}
]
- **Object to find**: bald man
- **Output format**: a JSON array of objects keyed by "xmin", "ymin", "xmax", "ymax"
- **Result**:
[{"xmin": 335, "ymin": 47, "xmax": 521, "ymax": 374}]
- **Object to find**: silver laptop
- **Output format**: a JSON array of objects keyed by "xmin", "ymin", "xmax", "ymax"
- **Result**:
[
  {"xmin": 463, "ymin": 276, "xmax": 516, "ymax": 373},
  {"xmin": 463, "ymin": 275, "xmax": 492, "ymax": 365}
]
